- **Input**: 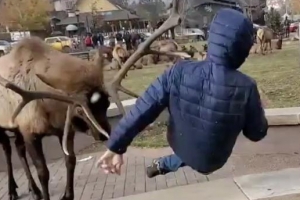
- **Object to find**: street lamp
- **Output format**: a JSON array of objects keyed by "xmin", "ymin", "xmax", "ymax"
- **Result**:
[
  {"xmin": 75, "ymin": 9, "xmax": 81, "ymax": 36},
  {"xmin": 50, "ymin": 20, "xmax": 55, "ymax": 32}
]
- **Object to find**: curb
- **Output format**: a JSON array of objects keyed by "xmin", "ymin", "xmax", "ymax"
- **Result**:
[
  {"xmin": 113, "ymin": 167, "xmax": 300, "ymax": 200},
  {"xmin": 107, "ymin": 99, "xmax": 300, "ymax": 126}
]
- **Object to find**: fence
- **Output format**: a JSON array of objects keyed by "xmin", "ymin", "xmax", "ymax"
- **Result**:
[
  {"xmin": 102, "ymin": 28, "xmax": 151, "ymax": 36},
  {"xmin": 69, "ymin": 51, "xmax": 90, "ymax": 60}
]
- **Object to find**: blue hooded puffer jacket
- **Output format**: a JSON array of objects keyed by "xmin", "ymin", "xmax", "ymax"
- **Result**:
[{"xmin": 107, "ymin": 8, "xmax": 268, "ymax": 173}]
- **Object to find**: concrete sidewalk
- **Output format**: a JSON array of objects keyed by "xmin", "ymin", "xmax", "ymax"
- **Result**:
[{"xmin": 113, "ymin": 167, "xmax": 300, "ymax": 200}]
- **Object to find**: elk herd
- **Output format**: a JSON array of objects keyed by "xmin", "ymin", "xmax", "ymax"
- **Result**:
[{"xmin": 0, "ymin": 2, "xmax": 285, "ymax": 199}]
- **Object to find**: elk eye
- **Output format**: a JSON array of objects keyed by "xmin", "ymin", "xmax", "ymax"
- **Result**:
[{"xmin": 90, "ymin": 92, "xmax": 101, "ymax": 103}]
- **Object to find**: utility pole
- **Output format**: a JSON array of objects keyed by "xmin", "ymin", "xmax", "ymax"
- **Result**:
[
  {"xmin": 290, "ymin": 0, "xmax": 294, "ymax": 20},
  {"xmin": 249, "ymin": 0, "xmax": 253, "ymax": 22}
]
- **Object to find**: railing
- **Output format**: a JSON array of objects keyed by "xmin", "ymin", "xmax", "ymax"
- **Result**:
[
  {"xmin": 69, "ymin": 51, "xmax": 90, "ymax": 60},
  {"xmin": 102, "ymin": 29, "xmax": 152, "ymax": 36}
]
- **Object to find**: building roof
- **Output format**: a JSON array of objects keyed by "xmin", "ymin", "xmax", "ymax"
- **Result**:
[
  {"xmin": 56, "ymin": 9, "xmax": 140, "ymax": 26},
  {"xmin": 73, "ymin": 0, "xmax": 133, "ymax": 11}
]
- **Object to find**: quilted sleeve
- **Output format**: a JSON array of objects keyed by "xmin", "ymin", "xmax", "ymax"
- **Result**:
[
  {"xmin": 243, "ymin": 83, "xmax": 268, "ymax": 142},
  {"xmin": 106, "ymin": 66, "xmax": 176, "ymax": 154}
]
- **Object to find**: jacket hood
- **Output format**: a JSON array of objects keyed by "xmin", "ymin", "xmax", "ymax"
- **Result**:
[{"xmin": 207, "ymin": 8, "xmax": 253, "ymax": 69}]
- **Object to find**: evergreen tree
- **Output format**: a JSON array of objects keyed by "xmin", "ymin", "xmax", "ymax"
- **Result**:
[{"xmin": 265, "ymin": 7, "xmax": 283, "ymax": 34}]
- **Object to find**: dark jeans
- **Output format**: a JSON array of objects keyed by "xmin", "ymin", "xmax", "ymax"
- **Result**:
[
  {"xmin": 157, "ymin": 154, "xmax": 212, "ymax": 175},
  {"xmin": 158, "ymin": 154, "xmax": 185, "ymax": 172}
]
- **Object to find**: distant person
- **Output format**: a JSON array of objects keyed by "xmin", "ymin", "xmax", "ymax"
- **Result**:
[
  {"xmin": 97, "ymin": 8, "xmax": 268, "ymax": 178},
  {"xmin": 131, "ymin": 31, "xmax": 140, "ymax": 49},
  {"xmin": 115, "ymin": 32, "xmax": 123, "ymax": 45},
  {"xmin": 284, "ymin": 16, "xmax": 290, "ymax": 38},
  {"xmin": 109, "ymin": 33, "xmax": 115, "ymax": 47},
  {"xmin": 123, "ymin": 31, "xmax": 132, "ymax": 50},
  {"xmin": 98, "ymin": 32, "xmax": 104, "ymax": 46},
  {"xmin": 92, "ymin": 33, "xmax": 98, "ymax": 48},
  {"xmin": 156, "ymin": 19, "xmax": 164, "ymax": 29},
  {"xmin": 156, "ymin": 19, "xmax": 165, "ymax": 40},
  {"xmin": 84, "ymin": 34, "xmax": 93, "ymax": 48}
]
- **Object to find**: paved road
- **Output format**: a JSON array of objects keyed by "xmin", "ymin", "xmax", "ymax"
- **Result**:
[{"xmin": 0, "ymin": 125, "xmax": 299, "ymax": 199}]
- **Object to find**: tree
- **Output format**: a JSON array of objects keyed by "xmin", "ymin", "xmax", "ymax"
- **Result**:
[
  {"xmin": 265, "ymin": 7, "xmax": 283, "ymax": 34},
  {"xmin": 0, "ymin": 0, "xmax": 52, "ymax": 31},
  {"xmin": 136, "ymin": 0, "xmax": 166, "ymax": 25},
  {"xmin": 90, "ymin": 0, "xmax": 104, "ymax": 32},
  {"xmin": 291, "ymin": 0, "xmax": 300, "ymax": 14},
  {"xmin": 114, "ymin": 0, "xmax": 129, "ymax": 7}
]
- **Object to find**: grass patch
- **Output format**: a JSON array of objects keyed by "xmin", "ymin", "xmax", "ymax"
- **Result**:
[
  {"xmin": 132, "ymin": 122, "xmax": 168, "ymax": 148},
  {"xmin": 240, "ymin": 42, "xmax": 300, "ymax": 108},
  {"xmin": 78, "ymin": 121, "xmax": 169, "ymax": 154}
]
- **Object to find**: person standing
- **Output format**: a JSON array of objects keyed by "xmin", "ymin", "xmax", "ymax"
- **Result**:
[
  {"xmin": 98, "ymin": 32, "xmax": 104, "ymax": 46},
  {"xmin": 284, "ymin": 16, "xmax": 290, "ymax": 38},
  {"xmin": 115, "ymin": 32, "xmax": 123, "ymax": 45},
  {"xmin": 123, "ymin": 31, "xmax": 132, "ymax": 51},
  {"xmin": 92, "ymin": 33, "xmax": 98, "ymax": 48},
  {"xmin": 84, "ymin": 33, "xmax": 93, "ymax": 48},
  {"xmin": 108, "ymin": 33, "xmax": 115, "ymax": 47},
  {"xmin": 97, "ymin": 8, "xmax": 268, "ymax": 178}
]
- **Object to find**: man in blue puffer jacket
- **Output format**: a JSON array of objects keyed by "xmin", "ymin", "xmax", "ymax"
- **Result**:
[{"xmin": 97, "ymin": 8, "xmax": 268, "ymax": 178}]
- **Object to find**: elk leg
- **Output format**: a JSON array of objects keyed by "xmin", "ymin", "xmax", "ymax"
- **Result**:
[
  {"xmin": 58, "ymin": 131, "xmax": 76, "ymax": 200},
  {"xmin": 25, "ymin": 135, "xmax": 50, "ymax": 200},
  {"xmin": 0, "ymin": 132, "xmax": 18, "ymax": 200},
  {"xmin": 260, "ymin": 44, "xmax": 265, "ymax": 55},
  {"xmin": 14, "ymin": 132, "xmax": 42, "ymax": 200}
]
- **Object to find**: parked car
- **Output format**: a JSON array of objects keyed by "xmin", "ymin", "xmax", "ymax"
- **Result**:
[
  {"xmin": 44, "ymin": 36, "xmax": 73, "ymax": 52},
  {"xmin": 176, "ymin": 28, "xmax": 206, "ymax": 40},
  {"xmin": 0, "ymin": 40, "xmax": 12, "ymax": 57},
  {"xmin": 103, "ymin": 36, "xmax": 125, "ymax": 47},
  {"xmin": 289, "ymin": 22, "xmax": 299, "ymax": 32}
]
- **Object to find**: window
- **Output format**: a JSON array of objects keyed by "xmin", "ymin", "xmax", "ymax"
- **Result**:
[
  {"xmin": 0, "ymin": 40, "xmax": 10, "ymax": 46},
  {"xmin": 65, "ymin": 0, "xmax": 73, "ymax": 10},
  {"xmin": 59, "ymin": 37, "xmax": 69, "ymax": 41},
  {"xmin": 45, "ymin": 38, "xmax": 58, "ymax": 43},
  {"xmin": 102, "ymin": 11, "xmax": 112, "ymax": 15}
]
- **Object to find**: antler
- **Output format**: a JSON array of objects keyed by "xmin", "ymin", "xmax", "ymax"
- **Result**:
[
  {"xmin": 0, "ymin": 75, "xmax": 109, "ymax": 155},
  {"xmin": 107, "ymin": 0, "xmax": 182, "ymax": 114}
]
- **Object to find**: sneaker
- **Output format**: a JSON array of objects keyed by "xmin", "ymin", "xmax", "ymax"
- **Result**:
[{"xmin": 146, "ymin": 159, "xmax": 164, "ymax": 178}]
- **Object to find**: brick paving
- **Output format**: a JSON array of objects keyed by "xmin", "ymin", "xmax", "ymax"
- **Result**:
[{"xmin": 0, "ymin": 152, "xmax": 208, "ymax": 200}]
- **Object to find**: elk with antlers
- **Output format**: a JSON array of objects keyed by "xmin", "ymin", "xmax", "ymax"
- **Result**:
[
  {"xmin": 112, "ymin": 44, "xmax": 130, "ymax": 72},
  {"xmin": 256, "ymin": 27, "xmax": 274, "ymax": 54},
  {"xmin": 0, "ymin": 37, "xmax": 111, "ymax": 200}
]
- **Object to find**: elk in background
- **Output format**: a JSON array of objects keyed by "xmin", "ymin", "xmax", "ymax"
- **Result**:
[
  {"xmin": 256, "ymin": 27, "xmax": 274, "ymax": 54},
  {"xmin": 112, "ymin": 44, "xmax": 131, "ymax": 77},
  {"xmin": 0, "ymin": 37, "xmax": 111, "ymax": 200}
]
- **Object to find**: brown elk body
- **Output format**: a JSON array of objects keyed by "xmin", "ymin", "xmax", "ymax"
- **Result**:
[
  {"xmin": 112, "ymin": 44, "xmax": 131, "ymax": 77},
  {"xmin": 256, "ymin": 27, "xmax": 273, "ymax": 54},
  {"xmin": 112, "ymin": 44, "xmax": 130, "ymax": 70},
  {"xmin": 154, "ymin": 39, "xmax": 179, "ymax": 63},
  {"xmin": 0, "ymin": 37, "xmax": 111, "ymax": 200}
]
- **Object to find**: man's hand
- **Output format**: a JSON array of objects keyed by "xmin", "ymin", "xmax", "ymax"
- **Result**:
[{"xmin": 96, "ymin": 149, "xmax": 124, "ymax": 175}]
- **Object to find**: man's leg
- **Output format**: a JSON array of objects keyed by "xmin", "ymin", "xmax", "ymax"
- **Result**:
[{"xmin": 146, "ymin": 154, "xmax": 185, "ymax": 178}]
